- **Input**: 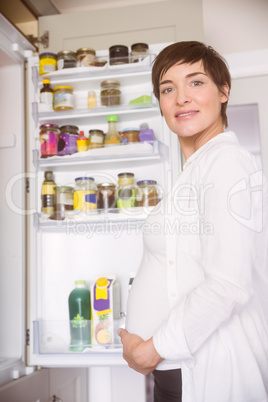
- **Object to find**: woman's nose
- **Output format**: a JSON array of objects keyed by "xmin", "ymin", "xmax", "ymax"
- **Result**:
[{"xmin": 176, "ymin": 89, "xmax": 190, "ymax": 105}]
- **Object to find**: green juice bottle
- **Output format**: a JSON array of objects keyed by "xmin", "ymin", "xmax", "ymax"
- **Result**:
[{"xmin": 68, "ymin": 280, "xmax": 91, "ymax": 351}]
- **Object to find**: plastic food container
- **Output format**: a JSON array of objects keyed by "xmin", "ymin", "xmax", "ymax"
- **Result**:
[
  {"xmin": 39, "ymin": 52, "xmax": 57, "ymax": 75},
  {"xmin": 53, "ymin": 86, "xmax": 74, "ymax": 111}
]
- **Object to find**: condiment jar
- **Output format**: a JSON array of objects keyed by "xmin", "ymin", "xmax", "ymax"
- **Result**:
[
  {"xmin": 104, "ymin": 115, "xmax": 122, "ymax": 146},
  {"xmin": 88, "ymin": 91, "xmax": 97, "ymax": 108},
  {"xmin": 57, "ymin": 50, "xmax": 77, "ymax": 69},
  {"xmin": 40, "ymin": 123, "xmax": 60, "ymax": 158},
  {"xmin": 88, "ymin": 129, "xmax": 105, "ymax": 149},
  {"xmin": 77, "ymin": 133, "xmax": 88, "ymax": 152},
  {"xmin": 76, "ymin": 47, "xmax": 96, "ymax": 67},
  {"xmin": 117, "ymin": 173, "xmax": 136, "ymax": 209},
  {"xmin": 39, "ymin": 52, "xmax": 57, "ymax": 75},
  {"xmin": 97, "ymin": 183, "xmax": 117, "ymax": 211},
  {"xmin": 53, "ymin": 86, "xmax": 74, "ymax": 111},
  {"xmin": 130, "ymin": 43, "xmax": 149, "ymax": 63},
  {"xmin": 121, "ymin": 128, "xmax": 140, "ymax": 143},
  {"xmin": 58, "ymin": 125, "xmax": 79, "ymax": 155},
  {"xmin": 135, "ymin": 180, "xmax": 159, "ymax": 207},
  {"xmin": 73, "ymin": 177, "xmax": 97, "ymax": 213},
  {"xmin": 109, "ymin": 45, "xmax": 129, "ymax": 65},
  {"xmin": 100, "ymin": 80, "xmax": 121, "ymax": 106},
  {"xmin": 52, "ymin": 186, "xmax": 74, "ymax": 220}
]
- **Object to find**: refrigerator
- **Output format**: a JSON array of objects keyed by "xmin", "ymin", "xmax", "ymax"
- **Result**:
[{"xmin": 0, "ymin": 12, "xmax": 266, "ymax": 402}]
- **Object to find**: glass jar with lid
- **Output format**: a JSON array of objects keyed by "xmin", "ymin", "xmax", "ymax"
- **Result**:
[
  {"xmin": 53, "ymin": 86, "xmax": 74, "ymax": 111},
  {"xmin": 117, "ymin": 173, "xmax": 136, "ymax": 209},
  {"xmin": 104, "ymin": 115, "xmax": 122, "ymax": 146},
  {"xmin": 97, "ymin": 183, "xmax": 117, "ymax": 211},
  {"xmin": 100, "ymin": 80, "xmax": 121, "ymax": 106},
  {"xmin": 73, "ymin": 177, "xmax": 97, "ymax": 214},
  {"xmin": 39, "ymin": 52, "xmax": 57, "ymax": 75},
  {"xmin": 130, "ymin": 43, "xmax": 149, "ymax": 63},
  {"xmin": 40, "ymin": 123, "xmax": 60, "ymax": 158},
  {"xmin": 135, "ymin": 180, "xmax": 159, "ymax": 207},
  {"xmin": 52, "ymin": 186, "xmax": 74, "ymax": 220},
  {"xmin": 57, "ymin": 50, "xmax": 77, "ymax": 69},
  {"xmin": 76, "ymin": 47, "xmax": 96, "ymax": 67},
  {"xmin": 88, "ymin": 129, "xmax": 105, "ymax": 149},
  {"xmin": 109, "ymin": 45, "xmax": 129, "ymax": 65},
  {"xmin": 122, "ymin": 128, "xmax": 140, "ymax": 143},
  {"xmin": 58, "ymin": 125, "xmax": 79, "ymax": 155}
]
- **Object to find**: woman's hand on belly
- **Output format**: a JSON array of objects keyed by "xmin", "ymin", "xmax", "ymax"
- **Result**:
[{"xmin": 117, "ymin": 328, "xmax": 163, "ymax": 375}]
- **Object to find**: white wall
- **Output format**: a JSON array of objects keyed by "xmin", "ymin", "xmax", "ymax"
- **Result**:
[{"xmin": 202, "ymin": 0, "xmax": 268, "ymax": 54}]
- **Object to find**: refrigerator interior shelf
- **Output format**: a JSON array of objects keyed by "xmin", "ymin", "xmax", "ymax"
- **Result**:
[
  {"xmin": 35, "ymin": 207, "xmax": 155, "ymax": 231},
  {"xmin": 34, "ymin": 141, "xmax": 161, "ymax": 169},
  {"xmin": 33, "ymin": 319, "xmax": 125, "ymax": 355}
]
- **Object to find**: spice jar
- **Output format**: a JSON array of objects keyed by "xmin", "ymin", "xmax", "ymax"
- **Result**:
[
  {"xmin": 40, "ymin": 123, "xmax": 60, "ymax": 158},
  {"xmin": 130, "ymin": 43, "xmax": 149, "ymax": 63},
  {"xmin": 73, "ymin": 177, "xmax": 97, "ymax": 213},
  {"xmin": 88, "ymin": 91, "xmax": 97, "ymax": 108},
  {"xmin": 76, "ymin": 47, "xmax": 96, "ymax": 67},
  {"xmin": 117, "ymin": 173, "xmax": 136, "ymax": 209},
  {"xmin": 52, "ymin": 186, "xmax": 74, "ymax": 220},
  {"xmin": 135, "ymin": 180, "xmax": 159, "ymax": 207},
  {"xmin": 101, "ymin": 80, "xmax": 121, "ymax": 106},
  {"xmin": 57, "ymin": 50, "xmax": 77, "ymax": 69},
  {"xmin": 109, "ymin": 45, "xmax": 129, "ymax": 65},
  {"xmin": 39, "ymin": 52, "xmax": 57, "ymax": 75},
  {"xmin": 97, "ymin": 183, "xmax": 117, "ymax": 210},
  {"xmin": 122, "ymin": 128, "xmax": 140, "ymax": 143},
  {"xmin": 88, "ymin": 129, "xmax": 105, "ymax": 149},
  {"xmin": 58, "ymin": 125, "xmax": 79, "ymax": 155},
  {"xmin": 53, "ymin": 86, "xmax": 74, "ymax": 111}
]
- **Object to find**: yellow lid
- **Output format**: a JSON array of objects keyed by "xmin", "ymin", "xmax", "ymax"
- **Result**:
[
  {"xmin": 54, "ymin": 85, "xmax": 73, "ymax": 91},
  {"xmin": 43, "ymin": 79, "xmax": 50, "ymax": 84},
  {"xmin": 96, "ymin": 277, "xmax": 108, "ymax": 288}
]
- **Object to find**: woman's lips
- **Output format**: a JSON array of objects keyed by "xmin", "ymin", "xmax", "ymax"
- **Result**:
[{"xmin": 175, "ymin": 110, "xmax": 199, "ymax": 119}]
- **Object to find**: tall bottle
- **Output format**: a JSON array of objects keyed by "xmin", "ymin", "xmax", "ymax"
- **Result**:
[
  {"xmin": 40, "ymin": 79, "xmax": 54, "ymax": 112},
  {"xmin": 68, "ymin": 280, "xmax": 91, "ymax": 351},
  {"xmin": 41, "ymin": 170, "xmax": 56, "ymax": 216},
  {"xmin": 104, "ymin": 115, "xmax": 122, "ymax": 145}
]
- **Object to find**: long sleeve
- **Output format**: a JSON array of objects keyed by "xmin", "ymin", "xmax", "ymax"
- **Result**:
[{"xmin": 153, "ymin": 145, "xmax": 264, "ymax": 361}]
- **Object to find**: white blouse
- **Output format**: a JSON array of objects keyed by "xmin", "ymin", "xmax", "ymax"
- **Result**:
[{"xmin": 126, "ymin": 131, "xmax": 268, "ymax": 401}]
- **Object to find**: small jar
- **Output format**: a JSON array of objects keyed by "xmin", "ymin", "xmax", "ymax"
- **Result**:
[
  {"xmin": 53, "ymin": 86, "xmax": 74, "ymax": 111},
  {"xmin": 117, "ymin": 173, "xmax": 136, "ymax": 209},
  {"xmin": 40, "ymin": 123, "xmax": 60, "ymax": 158},
  {"xmin": 52, "ymin": 186, "xmax": 74, "ymax": 220},
  {"xmin": 77, "ymin": 137, "xmax": 88, "ymax": 152},
  {"xmin": 101, "ymin": 80, "xmax": 121, "ymax": 106},
  {"xmin": 109, "ymin": 45, "xmax": 129, "ymax": 65},
  {"xmin": 88, "ymin": 129, "xmax": 105, "ymax": 149},
  {"xmin": 135, "ymin": 180, "xmax": 159, "ymax": 207},
  {"xmin": 130, "ymin": 43, "xmax": 149, "ymax": 63},
  {"xmin": 122, "ymin": 128, "xmax": 140, "ymax": 143},
  {"xmin": 73, "ymin": 177, "xmax": 97, "ymax": 213},
  {"xmin": 88, "ymin": 91, "xmax": 97, "ymax": 108},
  {"xmin": 39, "ymin": 52, "xmax": 57, "ymax": 75},
  {"xmin": 97, "ymin": 183, "xmax": 117, "ymax": 210},
  {"xmin": 76, "ymin": 47, "xmax": 96, "ymax": 67},
  {"xmin": 58, "ymin": 125, "xmax": 79, "ymax": 155},
  {"xmin": 57, "ymin": 50, "xmax": 77, "ymax": 69}
]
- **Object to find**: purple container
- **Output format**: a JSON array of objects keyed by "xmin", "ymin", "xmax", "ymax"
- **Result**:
[{"xmin": 58, "ymin": 125, "xmax": 79, "ymax": 155}]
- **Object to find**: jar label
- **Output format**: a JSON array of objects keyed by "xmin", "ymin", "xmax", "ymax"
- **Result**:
[
  {"xmin": 90, "ymin": 134, "xmax": 103, "ymax": 144},
  {"xmin": 54, "ymin": 93, "xmax": 74, "ymax": 109},
  {"xmin": 74, "ymin": 190, "xmax": 97, "ymax": 212}
]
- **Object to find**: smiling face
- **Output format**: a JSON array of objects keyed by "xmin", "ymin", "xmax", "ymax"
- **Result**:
[{"xmin": 159, "ymin": 60, "xmax": 229, "ymax": 157}]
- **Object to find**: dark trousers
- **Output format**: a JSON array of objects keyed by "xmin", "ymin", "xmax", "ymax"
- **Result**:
[{"xmin": 153, "ymin": 369, "xmax": 182, "ymax": 402}]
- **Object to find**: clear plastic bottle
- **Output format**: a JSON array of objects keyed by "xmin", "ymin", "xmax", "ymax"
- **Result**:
[
  {"xmin": 68, "ymin": 280, "xmax": 91, "ymax": 351},
  {"xmin": 41, "ymin": 171, "xmax": 56, "ymax": 216},
  {"xmin": 104, "ymin": 115, "xmax": 122, "ymax": 145}
]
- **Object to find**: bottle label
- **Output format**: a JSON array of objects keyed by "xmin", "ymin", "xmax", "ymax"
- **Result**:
[
  {"xmin": 40, "ymin": 92, "xmax": 53, "ymax": 107},
  {"xmin": 42, "ymin": 183, "xmax": 55, "ymax": 195}
]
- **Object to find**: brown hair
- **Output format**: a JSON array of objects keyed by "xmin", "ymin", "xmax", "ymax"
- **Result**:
[{"xmin": 152, "ymin": 41, "xmax": 231, "ymax": 127}]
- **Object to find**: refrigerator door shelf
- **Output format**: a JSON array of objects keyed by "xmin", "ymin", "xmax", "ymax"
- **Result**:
[
  {"xmin": 35, "ymin": 207, "xmax": 156, "ymax": 231},
  {"xmin": 33, "ymin": 319, "xmax": 124, "ymax": 355},
  {"xmin": 34, "ymin": 141, "xmax": 162, "ymax": 169},
  {"xmin": 35, "ymin": 53, "xmax": 156, "ymax": 87}
]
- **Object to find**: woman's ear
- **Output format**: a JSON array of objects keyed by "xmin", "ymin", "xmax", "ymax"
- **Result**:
[{"xmin": 220, "ymin": 84, "xmax": 229, "ymax": 103}]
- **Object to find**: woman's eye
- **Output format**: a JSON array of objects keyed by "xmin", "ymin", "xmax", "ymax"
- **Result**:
[
  {"xmin": 191, "ymin": 81, "xmax": 202, "ymax": 87},
  {"xmin": 161, "ymin": 87, "xmax": 173, "ymax": 94}
]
